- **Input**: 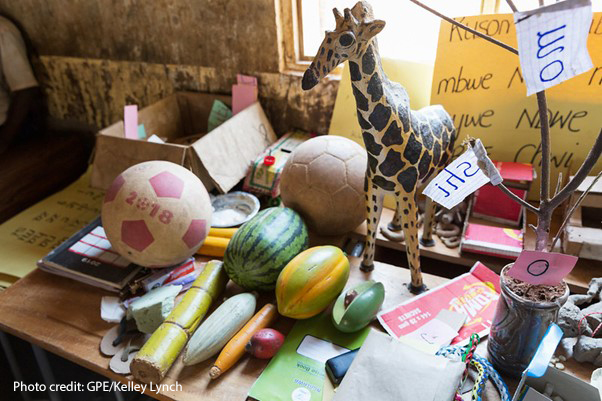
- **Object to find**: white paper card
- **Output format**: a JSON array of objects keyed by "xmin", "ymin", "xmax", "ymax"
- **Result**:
[
  {"xmin": 472, "ymin": 139, "xmax": 503, "ymax": 185},
  {"xmin": 296, "ymin": 335, "xmax": 350, "ymax": 364},
  {"xmin": 100, "ymin": 296, "xmax": 125, "ymax": 323},
  {"xmin": 147, "ymin": 134, "xmax": 165, "ymax": 144},
  {"xmin": 423, "ymin": 148, "xmax": 490, "ymax": 209},
  {"xmin": 514, "ymin": 0, "xmax": 593, "ymax": 96},
  {"xmin": 402, "ymin": 319, "xmax": 460, "ymax": 351}
]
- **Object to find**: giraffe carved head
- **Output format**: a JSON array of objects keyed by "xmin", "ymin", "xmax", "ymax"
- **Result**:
[{"xmin": 301, "ymin": 1, "xmax": 385, "ymax": 90}]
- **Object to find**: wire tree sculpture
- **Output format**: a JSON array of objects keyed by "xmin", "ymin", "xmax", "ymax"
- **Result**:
[{"xmin": 410, "ymin": 0, "xmax": 602, "ymax": 254}]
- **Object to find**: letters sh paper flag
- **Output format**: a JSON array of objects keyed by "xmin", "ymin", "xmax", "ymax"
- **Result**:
[
  {"xmin": 424, "ymin": 140, "xmax": 502, "ymax": 210},
  {"xmin": 514, "ymin": 0, "xmax": 594, "ymax": 96}
]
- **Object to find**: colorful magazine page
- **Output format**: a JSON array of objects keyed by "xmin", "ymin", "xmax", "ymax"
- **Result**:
[
  {"xmin": 248, "ymin": 312, "xmax": 370, "ymax": 401},
  {"xmin": 377, "ymin": 262, "xmax": 501, "ymax": 345},
  {"xmin": 461, "ymin": 223, "xmax": 523, "ymax": 260}
]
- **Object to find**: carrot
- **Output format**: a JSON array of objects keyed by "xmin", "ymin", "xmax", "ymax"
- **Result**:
[{"xmin": 209, "ymin": 303, "xmax": 278, "ymax": 379}]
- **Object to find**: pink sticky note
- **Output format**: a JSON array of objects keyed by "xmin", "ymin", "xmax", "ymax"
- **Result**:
[
  {"xmin": 237, "ymin": 74, "xmax": 257, "ymax": 86},
  {"xmin": 507, "ymin": 250, "xmax": 578, "ymax": 286},
  {"xmin": 232, "ymin": 84, "xmax": 258, "ymax": 115},
  {"xmin": 124, "ymin": 105, "xmax": 138, "ymax": 139}
]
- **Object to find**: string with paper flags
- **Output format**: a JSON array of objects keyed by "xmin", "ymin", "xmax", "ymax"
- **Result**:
[{"xmin": 437, "ymin": 337, "xmax": 511, "ymax": 401}]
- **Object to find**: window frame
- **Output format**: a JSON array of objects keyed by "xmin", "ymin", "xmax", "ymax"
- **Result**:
[
  {"xmin": 279, "ymin": 0, "xmax": 343, "ymax": 74},
  {"xmin": 281, "ymin": 0, "xmax": 582, "ymax": 73}
]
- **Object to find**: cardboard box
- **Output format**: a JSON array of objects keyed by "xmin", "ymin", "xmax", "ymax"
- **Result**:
[
  {"xmin": 520, "ymin": 367, "xmax": 601, "ymax": 401},
  {"xmin": 91, "ymin": 92, "xmax": 277, "ymax": 193},
  {"xmin": 243, "ymin": 130, "xmax": 313, "ymax": 198}
]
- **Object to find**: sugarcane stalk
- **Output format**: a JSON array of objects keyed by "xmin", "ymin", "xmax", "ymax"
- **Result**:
[{"xmin": 131, "ymin": 260, "xmax": 228, "ymax": 384}]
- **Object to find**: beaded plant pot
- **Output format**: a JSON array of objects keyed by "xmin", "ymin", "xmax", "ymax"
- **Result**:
[{"xmin": 487, "ymin": 264, "xmax": 569, "ymax": 377}]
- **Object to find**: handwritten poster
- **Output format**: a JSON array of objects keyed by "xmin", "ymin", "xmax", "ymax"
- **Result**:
[
  {"xmin": 431, "ymin": 12, "xmax": 602, "ymax": 200},
  {"xmin": 514, "ymin": 0, "xmax": 593, "ymax": 95},
  {"xmin": 423, "ymin": 148, "xmax": 490, "ymax": 209},
  {"xmin": 0, "ymin": 169, "xmax": 103, "ymax": 289}
]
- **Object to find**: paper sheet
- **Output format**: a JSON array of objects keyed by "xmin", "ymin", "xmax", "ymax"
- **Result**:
[
  {"xmin": 207, "ymin": 100, "xmax": 233, "ymax": 132},
  {"xmin": 423, "ymin": 148, "xmax": 490, "ymax": 209},
  {"xmin": 333, "ymin": 331, "xmax": 464, "ymax": 401},
  {"xmin": 507, "ymin": 250, "xmax": 578, "ymax": 286},
  {"xmin": 124, "ymin": 105, "xmax": 138, "ymax": 139},
  {"xmin": 101, "ymin": 296, "xmax": 126, "ymax": 323},
  {"xmin": 137, "ymin": 124, "xmax": 147, "ymax": 140},
  {"xmin": 232, "ymin": 74, "xmax": 258, "ymax": 115},
  {"xmin": 514, "ymin": 0, "xmax": 593, "ymax": 96},
  {"xmin": 0, "ymin": 169, "xmax": 103, "ymax": 287},
  {"xmin": 378, "ymin": 262, "xmax": 500, "ymax": 346}
]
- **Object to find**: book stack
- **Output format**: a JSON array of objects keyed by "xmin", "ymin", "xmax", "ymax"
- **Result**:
[
  {"xmin": 461, "ymin": 223, "xmax": 523, "ymax": 260},
  {"xmin": 461, "ymin": 161, "xmax": 532, "ymax": 260},
  {"xmin": 38, "ymin": 217, "xmax": 143, "ymax": 293},
  {"xmin": 471, "ymin": 161, "xmax": 533, "ymax": 226}
]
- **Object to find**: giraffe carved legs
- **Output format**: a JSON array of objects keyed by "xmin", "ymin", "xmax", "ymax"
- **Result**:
[
  {"xmin": 402, "ymin": 192, "xmax": 427, "ymax": 294},
  {"xmin": 361, "ymin": 183, "xmax": 383, "ymax": 272},
  {"xmin": 388, "ymin": 192, "xmax": 403, "ymax": 232},
  {"xmin": 381, "ymin": 193, "xmax": 406, "ymax": 242},
  {"xmin": 420, "ymin": 197, "xmax": 436, "ymax": 247}
]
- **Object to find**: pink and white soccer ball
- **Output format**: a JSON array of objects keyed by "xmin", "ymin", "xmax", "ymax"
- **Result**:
[{"xmin": 101, "ymin": 161, "xmax": 212, "ymax": 267}]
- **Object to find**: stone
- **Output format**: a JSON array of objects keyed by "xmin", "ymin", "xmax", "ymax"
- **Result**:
[
  {"xmin": 554, "ymin": 362, "xmax": 565, "ymax": 370},
  {"xmin": 569, "ymin": 293, "xmax": 595, "ymax": 306},
  {"xmin": 582, "ymin": 301, "xmax": 602, "ymax": 330},
  {"xmin": 127, "ymin": 285, "xmax": 182, "ymax": 334},
  {"xmin": 558, "ymin": 302, "xmax": 591, "ymax": 337},
  {"xmin": 573, "ymin": 336, "xmax": 602, "ymax": 366},
  {"xmin": 587, "ymin": 278, "xmax": 602, "ymax": 300}
]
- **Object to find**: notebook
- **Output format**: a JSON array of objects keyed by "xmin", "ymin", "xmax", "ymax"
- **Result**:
[
  {"xmin": 38, "ymin": 217, "xmax": 143, "ymax": 292},
  {"xmin": 461, "ymin": 223, "xmax": 523, "ymax": 260}
]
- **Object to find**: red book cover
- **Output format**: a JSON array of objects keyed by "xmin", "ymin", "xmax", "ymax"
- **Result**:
[
  {"xmin": 473, "ymin": 185, "xmax": 526, "ymax": 225},
  {"xmin": 494, "ymin": 161, "xmax": 533, "ymax": 183},
  {"xmin": 377, "ymin": 262, "xmax": 501, "ymax": 345},
  {"xmin": 461, "ymin": 223, "xmax": 523, "ymax": 260}
]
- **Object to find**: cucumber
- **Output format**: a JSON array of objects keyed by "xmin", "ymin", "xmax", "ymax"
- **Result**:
[{"xmin": 183, "ymin": 292, "xmax": 256, "ymax": 366}]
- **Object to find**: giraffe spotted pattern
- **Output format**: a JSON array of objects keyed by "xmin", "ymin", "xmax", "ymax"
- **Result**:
[{"xmin": 301, "ymin": 1, "xmax": 457, "ymax": 293}]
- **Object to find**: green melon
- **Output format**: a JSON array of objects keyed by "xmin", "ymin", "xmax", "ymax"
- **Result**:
[{"xmin": 223, "ymin": 207, "xmax": 309, "ymax": 291}]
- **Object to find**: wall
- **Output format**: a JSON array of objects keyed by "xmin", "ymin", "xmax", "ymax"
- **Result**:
[{"xmin": 0, "ymin": 0, "xmax": 337, "ymax": 134}]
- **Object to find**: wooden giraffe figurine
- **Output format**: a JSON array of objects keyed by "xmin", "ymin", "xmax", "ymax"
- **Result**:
[{"xmin": 302, "ymin": 1, "xmax": 457, "ymax": 293}]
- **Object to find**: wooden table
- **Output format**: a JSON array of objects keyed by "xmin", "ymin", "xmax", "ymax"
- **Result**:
[{"xmin": 0, "ymin": 256, "xmax": 453, "ymax": 401}]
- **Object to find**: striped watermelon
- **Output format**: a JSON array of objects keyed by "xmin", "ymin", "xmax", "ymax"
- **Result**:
[{"xmin": 223, "ymin": 207, "xmax": 309, "ymax": 291}]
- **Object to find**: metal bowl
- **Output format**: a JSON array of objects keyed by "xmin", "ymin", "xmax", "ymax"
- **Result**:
[{"xmin": 210, "ymin": 191, "xmax": 260, "ymax": 228}]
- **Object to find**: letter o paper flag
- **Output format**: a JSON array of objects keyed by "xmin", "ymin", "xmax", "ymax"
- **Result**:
[
  {"xmin": 507, "ymin": 250, "xmax": 578, "ymax": 286},
  {"xmin": 514, "ymin": 0, "xmax": 593, "ymax": 96}
]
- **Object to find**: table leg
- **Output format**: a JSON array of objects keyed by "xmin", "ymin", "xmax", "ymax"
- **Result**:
[
  {"xmin": 0, "ymin": 331, "xmax": 31, "ymax": 401},
  {"xmin": 31, "ymin": 344, "xmax": 62, "ymax": 401}
]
